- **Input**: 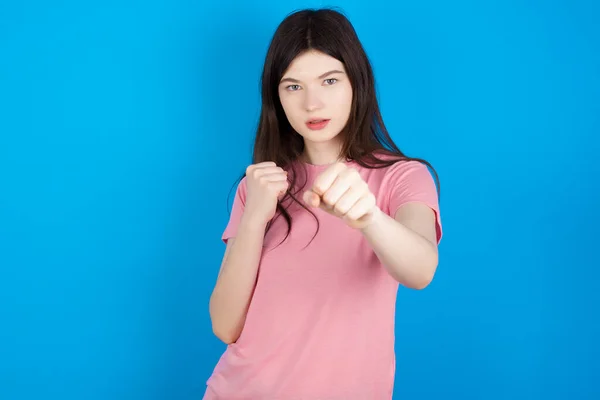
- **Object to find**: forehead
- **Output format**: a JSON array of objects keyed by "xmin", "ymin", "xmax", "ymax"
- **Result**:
[{"xmin": 282, "ymin": 50, "xmax": 346, "ymax": 79}]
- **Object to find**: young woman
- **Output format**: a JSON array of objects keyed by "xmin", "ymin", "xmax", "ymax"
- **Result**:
[{"xmin": 204, "ymin": 8, "xmax": 443, "ymax": 400}]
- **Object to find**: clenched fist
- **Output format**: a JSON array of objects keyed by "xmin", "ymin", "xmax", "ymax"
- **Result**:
[
  {"xmin": 244, "ymin": 162, "xmax": 289, "ymax": 225},
  {"xmin": 303, "ymin": 162, "xmax": 381, "ymax": 230}
]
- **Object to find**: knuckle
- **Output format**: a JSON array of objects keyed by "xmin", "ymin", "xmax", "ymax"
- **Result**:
[
  {"xmin": 254, "ymin": 169, "xmax": 265, "ymax": 179},
  {"xmin": 343, "ymin": 167, "xmax": 356, "ymax": 176},
  {"xmin": 314, "ymin": 184, "xmax": 326, "ymax": 194}
]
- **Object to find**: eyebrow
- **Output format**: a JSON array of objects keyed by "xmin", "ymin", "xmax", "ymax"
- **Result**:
[{"xmin": 280, "ymin": 69, "xmax": 345, "ymax": 84}]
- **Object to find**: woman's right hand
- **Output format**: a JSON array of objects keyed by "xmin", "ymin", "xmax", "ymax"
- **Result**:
[{"xmin": 243, "ymin": 162, "xmax": 289, "ymax": 225}]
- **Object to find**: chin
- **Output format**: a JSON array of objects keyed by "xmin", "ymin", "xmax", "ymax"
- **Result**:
[
  {"xmin": 297, "ymin": 127, "xmax": 343, "ymax": 143},
  {"xmin": 303, "ymin": 133, "xmax": 339, "ymax": 143}
]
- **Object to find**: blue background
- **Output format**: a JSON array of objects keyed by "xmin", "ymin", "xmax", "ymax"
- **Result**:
[{"xmin": 1, "ymin": 0, "xmax": 598, "ymax": 399}]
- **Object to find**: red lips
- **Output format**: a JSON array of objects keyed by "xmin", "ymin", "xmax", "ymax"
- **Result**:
[{"xmin": 305, "ymin": 119, "xmax": 330, "ymax": 130}]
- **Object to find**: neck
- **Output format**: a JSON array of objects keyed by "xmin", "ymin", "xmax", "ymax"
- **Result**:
[{"xmin": 301, "ymin": 139, "xmax": 344, "ymax": 166}]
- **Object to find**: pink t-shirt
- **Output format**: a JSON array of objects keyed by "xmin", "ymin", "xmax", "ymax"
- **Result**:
[{"xmin": 204, "ymin": 157, "xmax": 442, "ymax": 400}]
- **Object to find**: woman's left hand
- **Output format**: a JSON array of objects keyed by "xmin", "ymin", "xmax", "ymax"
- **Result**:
[{"xmin": 303, "ymin": 162, "xmax": 382, "ymax": 230}]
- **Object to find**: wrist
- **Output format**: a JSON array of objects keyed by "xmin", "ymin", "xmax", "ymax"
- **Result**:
[
  {"xmin": 359, "ymin": 206, "xmax": 385, "ymax": 234},
  {"xmin": 239, "ymin": 212, "xmax": 269, "ymax": 232}
]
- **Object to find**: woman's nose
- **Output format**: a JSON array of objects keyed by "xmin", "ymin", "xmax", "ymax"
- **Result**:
[{"xmin": 303, "ymin": 89, "xmax": 324, "ymax": 111}]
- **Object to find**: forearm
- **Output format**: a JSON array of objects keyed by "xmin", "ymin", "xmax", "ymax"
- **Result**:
[
  {"xmin": 360, "ymin": 208, "xmax": 438, "ymax": 289},
  {"xmin": 209, "ymin": 215, "xmax": 266, "ymax": 343}
]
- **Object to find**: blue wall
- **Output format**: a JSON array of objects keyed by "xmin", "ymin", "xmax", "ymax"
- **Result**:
[{"xmin": 1, "ymin": 1, "xmax": 598, "ymax": 399}]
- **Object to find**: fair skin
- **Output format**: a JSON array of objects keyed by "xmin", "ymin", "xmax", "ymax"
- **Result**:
[
  {"xmin": 303, "ymin": 163, "xmax": 439, "ymax": 288},
  {"xmin": 278, "ymin": 50, "xmax": 353, "ymax": 166},
  {"xmin": 209, "ymin": 50, "xmax": 438, "ymax": 344},
  {"xmin": 209, "ymin": 162, "xmax": 288, "ymax": 344}
]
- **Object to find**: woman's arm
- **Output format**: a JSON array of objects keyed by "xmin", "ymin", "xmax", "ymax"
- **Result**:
[
  {"xmin": 360, "ymin": 202, "xmax": 439, "ymax": 289},
  {"xmin": 209, "ymin": 215, "xmax": 267, "ymax": 344}
]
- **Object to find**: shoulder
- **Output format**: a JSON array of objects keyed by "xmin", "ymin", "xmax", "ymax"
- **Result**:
[
  {"xmin": 230, "ymin": 175, "xmax": 249, "ymax": 202},
  {"xmin": 385, "ymin": 159, "xmax": 432, "ymax": 180},
  {"xmin": 368, "ymin": 153, "xmax": 438, "ymax": 199},
  {"xmin": 360, "ymin": 150, "xmax": 433, "ymax": 182}
]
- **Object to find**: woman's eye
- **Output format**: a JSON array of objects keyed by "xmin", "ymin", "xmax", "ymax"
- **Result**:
[
  {"xmin": 287, "ymin": 85, "xmax": 300, "ymax": 91},
  {"xmin": 324, "ymin": 78, "xmax": 338, "ymax": 85}
]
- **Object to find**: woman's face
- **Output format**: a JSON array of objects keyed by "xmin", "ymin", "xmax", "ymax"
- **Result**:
[{"xmin": 278, "ymin": 50, "xmax": 353, "ymax": 148}]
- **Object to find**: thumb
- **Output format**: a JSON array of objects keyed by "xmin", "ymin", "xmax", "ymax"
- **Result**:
[{"xmin": 303, "ymin": 190, "xmax": 321, "ymax": 208}]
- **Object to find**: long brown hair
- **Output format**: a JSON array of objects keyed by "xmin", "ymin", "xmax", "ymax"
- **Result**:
[{"xmin": 230, "ymin": 7, "xmax": 439, "ymax": 246}]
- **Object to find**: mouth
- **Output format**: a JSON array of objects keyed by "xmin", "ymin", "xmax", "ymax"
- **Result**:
[{"xmin": 305, "ymin": 118, "xmax": 331, "ymax": 130}]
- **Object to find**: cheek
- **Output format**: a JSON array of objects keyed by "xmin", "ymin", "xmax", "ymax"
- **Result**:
[
  {"xmin": 279, "ymin": 93, "xmax": 304, "ymax": 126},
  {"xmin": 331, "ymin": 86, "xmax": 353, "ymax": 118},
  {"xmin": 279, "ymin": 93, "xmax": 294, "ymax": 116},
  {"xmin": 339, "ymin": 85, "xmax": 353, "ymax": 107}
]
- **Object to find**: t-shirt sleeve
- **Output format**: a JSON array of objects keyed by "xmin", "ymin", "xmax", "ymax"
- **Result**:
[
  {"xmin": 222, "ymin": 177, "xmax": 248, "ymax": 243},
  {"xmin": 386, "ymin": 161, "xmax": 443, "ymax": 243}
]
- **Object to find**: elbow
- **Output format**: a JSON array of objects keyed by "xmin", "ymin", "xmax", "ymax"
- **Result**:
[
  {"xmin": 408, "ymin": 254, "xmax": 438, "ymax": 290},
  {"xmin": 411, "ymin": 274, "xmax": 433, "ymax": 290},
  {"xmin": 209, "ymin": 298, "xmax": 242, "ymax": 344},
  {"xmin": 212, "ymin": 324, "xmax": 239, "ymax": 345}
]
